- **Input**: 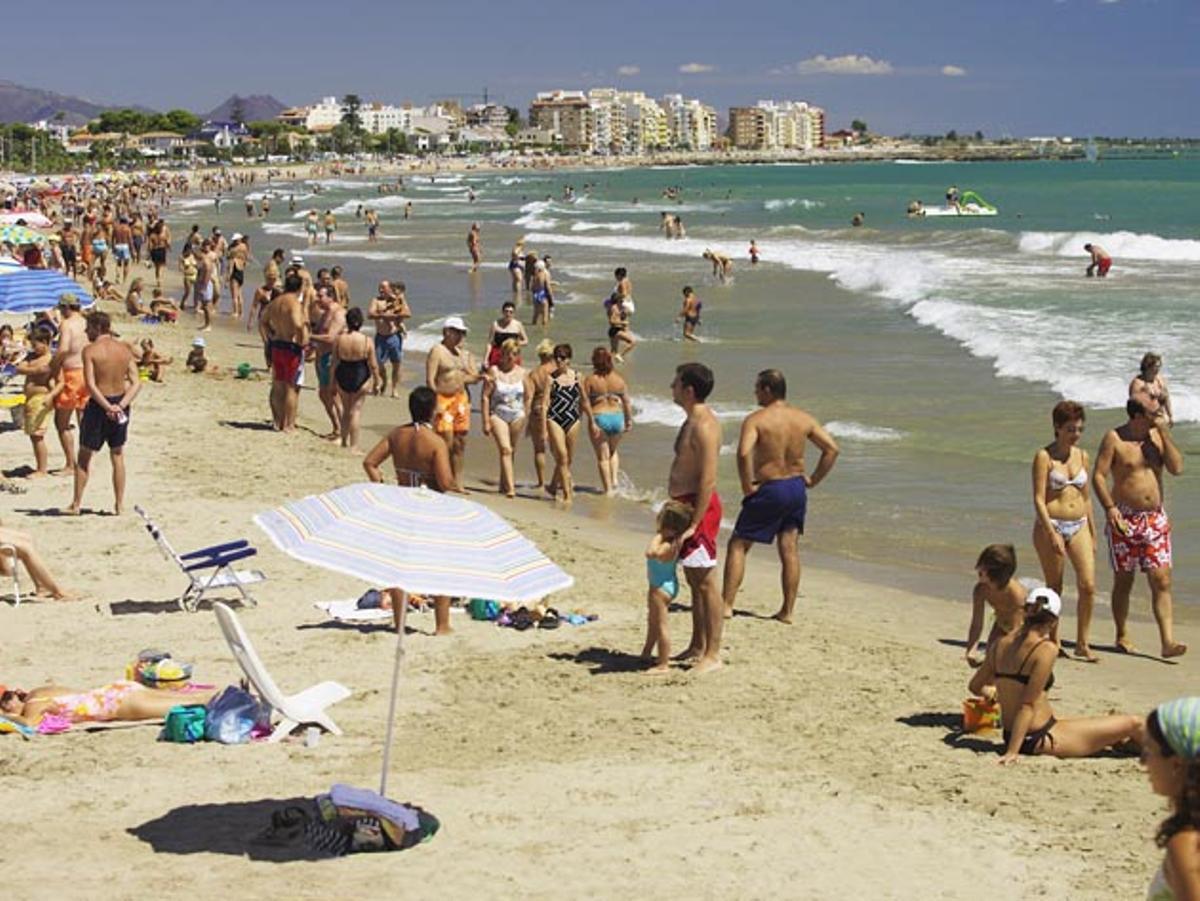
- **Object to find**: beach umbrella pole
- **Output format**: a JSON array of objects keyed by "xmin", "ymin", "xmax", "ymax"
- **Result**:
[{"xmin": 379, "ymin": 590, "xmax": 407, "ymax": 797}]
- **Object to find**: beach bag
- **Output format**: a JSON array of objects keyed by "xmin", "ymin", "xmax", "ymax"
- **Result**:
[
  {"xmin": 468, "ymin": 598, "xmax": 501, "ymax": 621},
  {"xmin": 161, "ymin": 705, "xmax": 208, "ymax": 744},
  {"xmin": 205, "ymin": 685, "xmax": 263, "ymax": 744}
]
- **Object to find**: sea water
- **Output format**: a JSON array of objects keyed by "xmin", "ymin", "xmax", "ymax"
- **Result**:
[{"xmin": 189, "ymin": 158, "xmax": 1200, "ymax": 603}]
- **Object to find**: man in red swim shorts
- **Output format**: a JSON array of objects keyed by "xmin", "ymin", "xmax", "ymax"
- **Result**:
[
  {"xmin": 1084, "ymin": 242, "xmax": 1112, "ymax": 278},
  {"xmin": 1093, "ymin": 399, "xmax": 1186, "ymax": 658},
  {"xmin": 667, "ymin": 362, "xmax": 723, "ymax": 674},
  {"xmin": 259, "ymin": 272, "xmax": 309, "ymax": 432}
]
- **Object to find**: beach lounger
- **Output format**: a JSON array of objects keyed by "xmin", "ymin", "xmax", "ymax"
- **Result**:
[
  {"xmin": 314, "ymin": 598, "xmax": 394, "ymax": 624},
  {"xmin": 134, "ymin": 505, "xmax": 265, "ymax": 612},
  {"xmin": 214, "ymin": 602, "xmax": 351, "ymax": 743}
]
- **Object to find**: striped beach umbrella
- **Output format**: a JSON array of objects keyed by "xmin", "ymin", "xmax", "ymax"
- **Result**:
[
  {"xmin": 254, "ymin": 482, "xmax": 573, "ymax": 602},
  {"xmin": 0, "ymin": 269, "xmax": 94, "ymax": 315},
  {"xmin": 255, "ymin": 482, "xmax": 574, "ymax": 796}
]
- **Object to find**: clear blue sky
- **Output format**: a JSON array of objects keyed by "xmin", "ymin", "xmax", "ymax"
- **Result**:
[{"xmin": 9, "ymin": 0, "xmax": 1198, "ymax": 136}]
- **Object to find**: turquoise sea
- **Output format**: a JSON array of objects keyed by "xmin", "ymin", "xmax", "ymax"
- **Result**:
[{"xmin": 178, "ymin": 157, "xmax": 1200, "ymax": 609}]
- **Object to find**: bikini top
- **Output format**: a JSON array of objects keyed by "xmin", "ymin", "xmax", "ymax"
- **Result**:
[
  {"xmin": 1048, "ymin": 467, "xmax": 1087, "ymax": 491},
  {"xmin": 996, "ymin": 638, "xmax": 1056, "ymax": 691}
]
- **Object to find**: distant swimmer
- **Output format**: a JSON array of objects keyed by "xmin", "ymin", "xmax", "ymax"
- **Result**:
[
  {"xmin": 946, "ymin": 185, "xmax": 961, "ymax": 211},
  {"xmin": 1084, "ymin": 243, "xmax": 1112, "ymax": 278},
  {"xmin": 702, "ymin": 249, "xmax": 732, "ymax": 282},
  {"xmin": 906, "ymin": 200, "xmax": 925, "ymax": 217},
  {"xmin": 467, "ymin": 222, "xmax": 482, "ymax": 273},
  {"xmin": 749, "ymin": 240, "xmax": 760, "ymax": 264},
  {"xmin": 851, "ymin": 212, "xmax": 865, "ymax": 227}
]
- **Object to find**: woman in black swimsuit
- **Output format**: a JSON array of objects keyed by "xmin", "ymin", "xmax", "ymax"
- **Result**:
[
  {"xmin": 969, "ymin": 587, "xmax": 1140, "ymax": 764},
  {"xmin": 540, "ymin": 343, "xmax": 581, "ymax": 503},
  {"xmin": 333, "ymin": 307, "xmax": 380, "ymax": 453}
]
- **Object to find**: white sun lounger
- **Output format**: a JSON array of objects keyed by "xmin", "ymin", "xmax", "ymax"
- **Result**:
[
  {"xmin": 135, "ymin": 505, "xmax": 265, "ymax": 612},
  {"xmin": 314, "ymin": 598, "xmax": 394, "ymax": 624},
  {"xmin": 214, "ymin": 602, "xmax": 351, "ymax": 743}
]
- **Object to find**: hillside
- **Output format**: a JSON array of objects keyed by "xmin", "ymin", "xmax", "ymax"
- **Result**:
[
  {"xmin": 203, "ymin": 94, "xmax": 287, "ymax": 123},
  {"xmin": 0, "ymin": 80, "xmax": 113, "ymax": 126}
]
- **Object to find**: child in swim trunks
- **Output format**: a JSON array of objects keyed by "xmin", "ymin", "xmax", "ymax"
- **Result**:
[{"xmin": 641, "ymin": 500, "xmax": 693, "ymax": 673}]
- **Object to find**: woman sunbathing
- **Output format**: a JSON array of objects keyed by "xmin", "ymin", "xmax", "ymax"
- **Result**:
[
  {"xmin": 968, "ymin": 587, "xmax": 1140, "ymax": 764},
  {"xmin": 1, "ymin": 682, "xmax": 217, "ymax": 726}
]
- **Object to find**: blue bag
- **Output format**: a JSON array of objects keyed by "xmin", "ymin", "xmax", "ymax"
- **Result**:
[{"xmin": 205, "ymin": 685, "xmax": 263, "ymax": 744}]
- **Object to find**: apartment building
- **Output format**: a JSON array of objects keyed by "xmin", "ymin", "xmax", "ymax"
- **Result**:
[
  {"xmin": 663, "ymin": 94, "xmax": 719, "ymax": 150},
  {"xmin": 529, "ymin": 91, "xmax": 592, "ymax": 149},
  {"xmin": 729, "ymin": 101, "xmax": 826, "ymax": 150}
]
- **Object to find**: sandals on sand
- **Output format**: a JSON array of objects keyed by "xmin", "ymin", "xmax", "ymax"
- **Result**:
[{"xmin": 539, "ymin": 608, "xmax": 560, "ymax": 630}]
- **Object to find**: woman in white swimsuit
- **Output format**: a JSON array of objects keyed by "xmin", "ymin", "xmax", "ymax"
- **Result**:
[
  {"xmin": 481, "ymin": 340, "xmax": 530, "ymax": 498},
  {"xmin": 1031, "ymin": 400, "xmax": 1097, "ymax": 661}
]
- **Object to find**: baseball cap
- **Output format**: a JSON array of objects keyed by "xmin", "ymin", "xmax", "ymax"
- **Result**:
[
  {"xmin": 57, "ymin": 292, "xmax": 81, "ymax": 309},
  {"xmin": 291, "ymin": 254, "xmax": 305, "ymax": 266},
  {"xmin": 1025, "ymin": 586, "xmax": 1062, "ymax": 618},
  {"xmin": 230, "ymin": 232, "xmax": 243, "ymax": 242},
  {"xmin": 191, "ymin": 336, "xmax": 206, "ymax": 348},
  {"xmin": 443, "ymin": 315, "xmax": 469, "ymax": 333}
]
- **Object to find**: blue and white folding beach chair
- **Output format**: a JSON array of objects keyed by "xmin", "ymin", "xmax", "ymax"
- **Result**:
[{"xmin": 134, "ymin": 505, "xmax": 265, "ymax": 612}]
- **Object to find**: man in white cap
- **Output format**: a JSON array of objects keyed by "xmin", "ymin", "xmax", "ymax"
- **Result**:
[{"xmin": 425, "ymin": 316, "xmax": 485, "ymax": 491}]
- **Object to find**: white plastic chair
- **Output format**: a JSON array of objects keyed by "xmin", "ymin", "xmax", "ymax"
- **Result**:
[
  {"xmin": 213, "ymin": 602, "xmax": 351, "ymax": 743},
  {"xmin": 135, "ymin": 505, "xmax": 265, "ymax": 612}
]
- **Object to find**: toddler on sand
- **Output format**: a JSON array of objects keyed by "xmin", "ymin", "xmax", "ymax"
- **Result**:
[{"xmin": 641, "ymin": 500, "xmax": 693, "ymax": 673}]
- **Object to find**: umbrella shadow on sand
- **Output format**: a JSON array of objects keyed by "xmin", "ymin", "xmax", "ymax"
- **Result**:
[{"xmin": 129, "ymin": 797, "xmax": 328, "ymax": 862}]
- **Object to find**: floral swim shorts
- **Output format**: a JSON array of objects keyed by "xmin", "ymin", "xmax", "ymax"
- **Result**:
[{"xmin": 1107, "ymin": 506, "xmax": 1172, "ymax": 573}]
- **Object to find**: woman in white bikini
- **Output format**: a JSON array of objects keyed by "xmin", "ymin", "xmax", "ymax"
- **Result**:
[
  {"xmin": 481, "ymin": 340, "xmax": 530, "ymax": 498},
  {"xmin": 1031, "ymin": 400, "xmax": 1097, "ymax": 661}
]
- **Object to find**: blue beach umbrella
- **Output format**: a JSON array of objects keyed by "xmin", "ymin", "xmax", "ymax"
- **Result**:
[
  {"xmin": 0, "ymin": 269, "xmax": 94, "ymax": 315},
  {"xmin": 256, "ymin": 482, "xmax": 574, "ymax": 794}
]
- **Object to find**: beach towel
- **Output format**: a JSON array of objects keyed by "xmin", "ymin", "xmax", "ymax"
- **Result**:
[
  {"xmin": 0, "ymin": 714, "xmax": 35, "ymax": 739},
  {"xmin": 314, "ymin": 599, "xmax": 393, "ymax": 624}
]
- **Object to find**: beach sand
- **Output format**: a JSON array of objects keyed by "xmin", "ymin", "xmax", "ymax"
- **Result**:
[{"xmin": 0, "ymin": 265, "xmax": 1185, "ymax": 899}]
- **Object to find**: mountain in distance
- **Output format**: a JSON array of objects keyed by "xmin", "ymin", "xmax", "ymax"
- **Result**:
[
  {"xmin": 0, "ymin": 80, "xmax": 118, "ymax": 126},
  {"xmin": 203, "ymin": 94, "xmax": 287, "ymax": 124}
]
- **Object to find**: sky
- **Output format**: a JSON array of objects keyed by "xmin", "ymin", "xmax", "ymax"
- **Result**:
[{"xmin": 7, "ymin": 0, "xmax": 1199, "ymax": 136}]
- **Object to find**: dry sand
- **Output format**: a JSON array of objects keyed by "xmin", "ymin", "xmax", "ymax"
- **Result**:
[{"xmin": 0, "ymin": 265, "xmax": 1190, "ymax": 899}]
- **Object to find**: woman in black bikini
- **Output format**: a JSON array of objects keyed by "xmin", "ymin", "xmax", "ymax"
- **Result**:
[
  {"xmin": 333, "ymin": 307, "xmax": 380, "ymax": 453},
  {"xmin": 540, "ymin": 343, "xmax": 581, "ymax": 503},
  {"xmin": 969, "ymin": 587, "xmax": 1140, "ymax": 764}
]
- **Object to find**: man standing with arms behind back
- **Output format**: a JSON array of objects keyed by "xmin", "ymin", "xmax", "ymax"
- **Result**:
[
  {"xmin": 1092, "ymin": 398, "xmax": 1186, "ymax": 658},
  {"xmin": 668, "ymin": 362, "xmax": 724, "ymax": 674},
  {"xmin": 66, "ymin": 312, "xmax": 140, "ymax": 516},
  {"xmin": 260, "ymin": 272, "xmax": 309, "ymax": 432},
  {"xmin": 721, "ymin": 369, "xmax": 839, "ymax": 624}
]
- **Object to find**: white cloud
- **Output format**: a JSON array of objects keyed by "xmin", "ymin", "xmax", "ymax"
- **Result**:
[
  {"xmin": 942, "ymin": 65, "xmax": 967, "ymax": 77},
  {"xmin": 616, "ymin": 65, "xmax": 640, "ymax": 76},
  {"xmin": 678, "ymin": 62, "xmax": 715, "ymax": 75},
  {"xmin": 781, "ymin": 54, "xmax": 894, "ymax": 76}
]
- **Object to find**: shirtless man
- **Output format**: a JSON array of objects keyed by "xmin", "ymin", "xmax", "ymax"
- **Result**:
[
  {"xmin": 330, "ymin": 265, "xmax": 351, "ymax": 307},
  {"xmin": 248, "ymin": 272, "xmax": 277, "ymax": 333},
  {"xmin": 667, "ymin": 362, "xmax": 723, "ymax": 673},
  {"xmin": 66, "ymin": 312, "xmax": 140, "ymax": 515},
  {"xmin": 363, "ymin": 386, "xmax": 455, "ymax": 635},
  {"xmin": 721, "ymin": 369, "xmax": 839, "ymax": 623},
  {"xmin": 111, "ymin": 218, "xmax": 133, "ymax": 283},
  {"xmin": 426, "ymin": 316, "xmax": 485, "ymax": 492},
  {"xmin": 467, "ymin": 222, "xmax": 482, "ymax": 273},
  {"xmin": 259, "ymin": 272, "xmax": 309, "ymax": 432},
  {"xmin": 369, "ymin": 281, "xmax": 411, "ymax": 397},
  {"xmin": 264, "ymin": 248, "xmax": 284, "ymax": 286},
  {"xmin": 963, "ymin": 544, "xmax": 1029, "ymax": 668},
  {"xmin": 1092, "ymin": 398, "xmax": 1185, "ymax": 658},
  {"xmin": 1084, "ymin": 243, "xmax": 1112, "ymax": 278},
  {"xmin": 50, "ymin": 293, "xmax": 89, "ymax": 474},
  {"xmin": 310, "ymin": 285, "xmax": 346, "ymax": 440}
]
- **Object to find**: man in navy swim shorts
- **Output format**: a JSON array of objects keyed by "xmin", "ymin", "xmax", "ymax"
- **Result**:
[{"xmin": 722, "ymin": 369, "xmax": 840, "ymax": 623}]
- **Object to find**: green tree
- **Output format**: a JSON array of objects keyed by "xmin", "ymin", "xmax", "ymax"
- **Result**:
[
  {"xmin": 973, "ymin": 129, "xmax": 985, "ymax": 141},
  {"xmin": 945, "ymin": 129, "xmax": 959, "ymax": 142},
  {"xmin": 162, "ymin": 109, "xmax": 201, "ymax": 133},
  {"xmin": 851, "ymin": 119, "xmax": 868, "ymax": 133}
]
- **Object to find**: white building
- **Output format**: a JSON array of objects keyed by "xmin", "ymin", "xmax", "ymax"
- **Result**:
[
  {"xmin": 663, "ymin": 94, "xmax": 718, "ymax": 150},
  {"xmin": 29, "ymin": 120, "xmax": 71, "ymax": 145},
  {"xmin": 754, "ymin": 100, "xmax": 825, "ymax": 150}
]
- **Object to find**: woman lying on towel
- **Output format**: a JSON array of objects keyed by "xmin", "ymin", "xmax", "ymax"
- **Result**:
[
  {"xmin": 0, "ymin": 683, "xmax": 217, "ymax": 726},
  {"xmin": 968, "ymin": 587, "xmax": 1141, "ymax": 765}
]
